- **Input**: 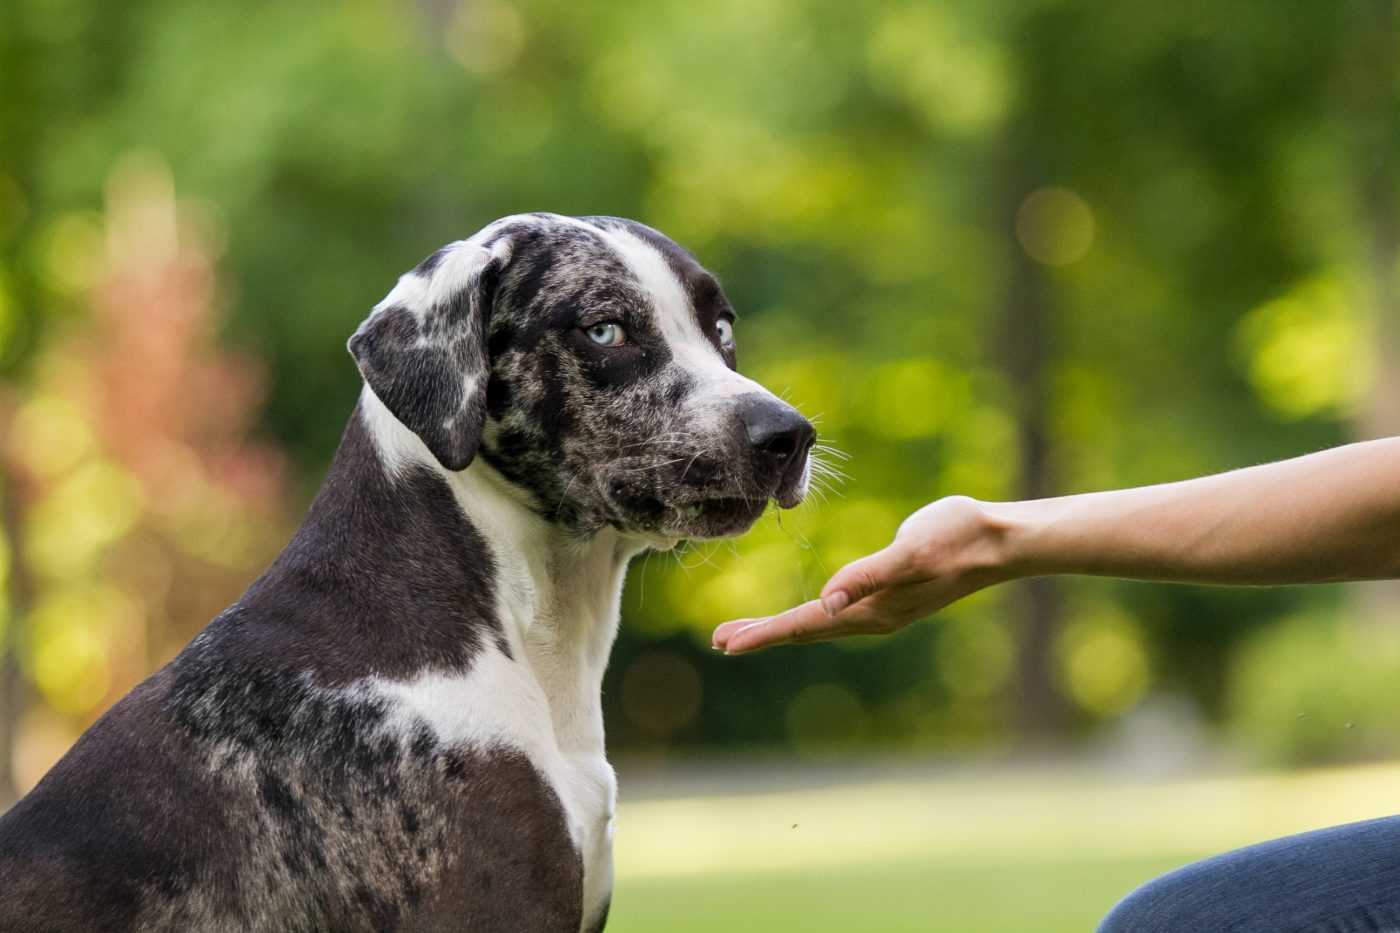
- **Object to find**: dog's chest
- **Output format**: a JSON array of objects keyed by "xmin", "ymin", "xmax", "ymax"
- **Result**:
[{"xmin": 368, "ymin": 646, "xmax": 617, "ymax": 929}]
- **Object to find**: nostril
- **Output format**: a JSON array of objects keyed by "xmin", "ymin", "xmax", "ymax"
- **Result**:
[
  {"xmin": 745, "ymin": 407, "xmax": 816, "ymax": 468},
  {"xmin": 760, "ymin": 433, "xmax": 798, "ymax": 460}
]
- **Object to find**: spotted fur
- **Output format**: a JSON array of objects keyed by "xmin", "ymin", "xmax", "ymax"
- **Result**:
[{"xmin": 0, "ymin": 213, "xmax": 813, "ymax": 932}]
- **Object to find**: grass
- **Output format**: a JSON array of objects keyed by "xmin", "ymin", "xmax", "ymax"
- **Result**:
[
  {"xmin": 609, "ymin": 853, "xmax": 1189, "ymax": 932},
  {"xmin": 604, "ymin": 759, "xmax": 1400, "ymax": 932}
]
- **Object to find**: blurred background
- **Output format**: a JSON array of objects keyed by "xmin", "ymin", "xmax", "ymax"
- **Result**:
[{"xmin": 2, "ymin": 0, "xmax": 1399, "ymax": 928}]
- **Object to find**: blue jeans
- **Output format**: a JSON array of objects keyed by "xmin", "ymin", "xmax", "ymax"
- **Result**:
[{"xmin": 1098, "ymin": 816, "xmax": 1400, "ymax": 932}]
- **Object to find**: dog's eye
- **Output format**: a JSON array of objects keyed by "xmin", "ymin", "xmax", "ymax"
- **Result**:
[
  {"xmin": 585, "ymin": 322, "xmax": 627, "ymax": 347},
  {"xmin": 716, "ymin": 318, "xmax": 735, "ymax": 350}
]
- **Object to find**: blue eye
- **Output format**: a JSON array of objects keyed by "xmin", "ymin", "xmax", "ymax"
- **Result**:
[
  {"xmin": 716, "ymin": 318, "xmax": 735, "ymax": 350},
  {"xmin": 586, "ymin": 322, "xmax": 627, "ymax": 347}
]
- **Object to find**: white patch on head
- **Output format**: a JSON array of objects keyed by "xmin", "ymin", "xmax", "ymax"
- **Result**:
[
  {"xmin": 582, "ymin": 222, "xmax": 773, "ymax": 423},
  {"xmin": 359, "ymin": 221, "xmax": 533, "ymax": 471},
  {"xmin": 374, "ymin": 223, "xmax": 519, "ymax": 326}
]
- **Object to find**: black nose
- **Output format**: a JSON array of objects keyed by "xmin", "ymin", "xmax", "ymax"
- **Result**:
[{"xmin": 737, "ymin": 396, "xmax": 816, "ymax": 474}]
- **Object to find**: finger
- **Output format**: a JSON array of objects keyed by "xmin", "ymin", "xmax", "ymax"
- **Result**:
[
  {"xmin": 819, "ymin": 547, "xmax": 905, "ymax": 617},
  {"xmin": 712, "ymin": 617, "xmax": 764, "ymax": 650},
  {"xmin": 722, "ymin": 599, "xmax": 830, "ymax": 654},
  {"xmin": 727, "ymin": 599, "xmax": 903, "ymax": 652}
]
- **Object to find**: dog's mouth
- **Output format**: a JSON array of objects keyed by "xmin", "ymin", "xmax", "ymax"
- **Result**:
[
  {"xmin": 660, "ymin": 495, "xmax": 770, "ymax": 538},
  {"xmin": 603, "ymin": 446, "xmax": 811, "ymax": 540},
  {"xmin": 607, "ymin": 479, "xmax": 806, "ymax": 540}
]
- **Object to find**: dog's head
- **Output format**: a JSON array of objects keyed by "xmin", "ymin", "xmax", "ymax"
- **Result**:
[{"xmin": 349, "ymin": 213, "xmax": 814, "ymax": 541}]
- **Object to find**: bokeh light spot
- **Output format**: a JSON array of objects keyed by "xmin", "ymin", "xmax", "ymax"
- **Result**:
[
  {"xmin": 622, "ymin": 651, "xmax": 703, "ymax": 739},
  {"xmin": 446, "ymin": 0, "xmax": 524, "ymax": 75},
  {"xmin": 10, "ymin": 394, "xmax": 96, "ymax": 479},
  {"xmin": 39, "ymin": 211, "xmax": 107, "ymax": 296},
  {"xmin": 1236, "ymin": 275, "xmax": 1373, "ymax": 420},
  {"xmin": 26, "ymin": 460, "xmax": 144, "ymax": 580},
  {"xmin": 786, "ymin": 682, "xmax": 867, "ymax": 758},
  {"xmin": 1056, "ymin": 609, "xmax": 1150, "ymax": 717},
  {"xmin": 1016, "ymin": 187, "xmax": 1095, "ymax": 267},
  {"xmin": 25, "ymin": 589, "xmax": 130, "ymax": 715}
]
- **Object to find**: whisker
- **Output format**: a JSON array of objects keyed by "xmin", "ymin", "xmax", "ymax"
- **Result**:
[
  {"xmin": 551, "ymin": 472, "xmax": 583, "ymax": 520},
  {"xmin": 675, "ymin": 539, "xmax": 726, "ymax": 573},
  {"xmin": 678, "ymin": 451, "xmax": 704, "ymax": 485},
  {"xmin": 617, "ymin": 432, "xmax": 693, "ymax": 452},
  {"xmin": 807, "ymin": 458, "xmax": 850, "ymax": 485},
  {"xmin": 634, "ymin": 546, "xmax": 658, "ymax": 607},
  {"xmin": 812, "ymin": 444, "xmax": 850, "ymax": 461},
  {"xmin": 611, "ymin": 457, "xmax": 690, "ymax": 474}
]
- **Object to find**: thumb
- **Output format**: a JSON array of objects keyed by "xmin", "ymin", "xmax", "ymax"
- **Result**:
[{"xmin": 819, "ymin": 547, "xmax": 902, "ymax": 617}]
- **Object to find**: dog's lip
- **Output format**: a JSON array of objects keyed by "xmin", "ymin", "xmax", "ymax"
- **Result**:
[
  {"xmin": 664, "ymin": 495, "xmax": 767, "ymax": 521},
  {"xmin": 664, "ymin": 493, "xmax": 768, "ymax": 509}
]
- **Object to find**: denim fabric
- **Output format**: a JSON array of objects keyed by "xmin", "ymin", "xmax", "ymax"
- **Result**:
[{"xmin": 1098, "ymin": 816, "xmax": 1400, "ymax": 932}]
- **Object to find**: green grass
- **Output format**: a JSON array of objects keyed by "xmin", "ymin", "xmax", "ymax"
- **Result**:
[
  {"xmin": 608, "ymin": 853, "xmax": 1195, "ymax": 932},
  {"xmin": 603, "ymin": 759, "xmax": 1400, "ymax": 932}
]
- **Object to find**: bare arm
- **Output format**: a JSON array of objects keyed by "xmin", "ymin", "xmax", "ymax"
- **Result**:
[{"xmin": 713, "ymin": 438, "xmax": 1400, "ymax": 654}]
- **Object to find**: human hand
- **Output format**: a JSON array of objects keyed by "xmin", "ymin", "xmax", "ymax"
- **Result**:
[{"xmin": 713, "ymin": 496, "xmax": 1017, "ymax": 654}]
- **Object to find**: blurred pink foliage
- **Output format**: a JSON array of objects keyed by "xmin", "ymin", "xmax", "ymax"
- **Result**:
[{"xmin": 2, "ymin": 155, "xmax": 292, "ymax": 791}]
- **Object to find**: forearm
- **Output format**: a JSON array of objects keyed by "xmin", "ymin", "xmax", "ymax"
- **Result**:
[{"xmin": 987, "ymin": 438, "xmax": 1400, "ymax": 586}]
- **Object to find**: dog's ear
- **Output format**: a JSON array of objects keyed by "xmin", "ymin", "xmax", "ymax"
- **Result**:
[{"xmin": 348, "ymin": 242, "xmax": 508, "ymax": 471}]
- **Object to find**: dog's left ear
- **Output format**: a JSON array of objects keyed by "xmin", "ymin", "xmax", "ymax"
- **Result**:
[{"xmin": 348, "ymin": 242, "xmax": 508, "ymax": 471}]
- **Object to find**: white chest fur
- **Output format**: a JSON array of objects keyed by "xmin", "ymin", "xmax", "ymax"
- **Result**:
[
  {"xmin": 365, "ymin": 651, "xmax": 619, "ymax": 930},
  {"xmin": 358, "ymin": 389, "xmax": 637, "ymax": 929}
]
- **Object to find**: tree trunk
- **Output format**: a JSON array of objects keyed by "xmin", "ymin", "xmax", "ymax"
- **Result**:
[
  {"xmin": 998, "ymin": 166, "xmax": 1069, "ymax": 741},
  {"xmin": 1349, "ymin": 0, "xmax": 1400, "ymax": 620}
]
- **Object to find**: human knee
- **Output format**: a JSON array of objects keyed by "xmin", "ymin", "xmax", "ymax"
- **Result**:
[
  {"xmin": 1097, "ymin": 880, "xmax": 1166, "ymax": 933},
  {"xmin": 1095, "ymin": 864, "xmax": 1227, "ymax": 933}
]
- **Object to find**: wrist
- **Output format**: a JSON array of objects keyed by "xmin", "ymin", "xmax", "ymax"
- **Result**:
[{"xmin": 976, "ymin": 498, "xmax": 1051, "ymax": 582}]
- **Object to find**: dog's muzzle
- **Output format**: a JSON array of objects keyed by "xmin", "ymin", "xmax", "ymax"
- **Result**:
[{"xmin": 603, "ymin": 394, "xmax": 815, "ymax": 539}]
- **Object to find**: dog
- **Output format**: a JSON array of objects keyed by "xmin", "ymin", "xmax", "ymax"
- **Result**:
[{"xmin": 0, "ymin": 213, "xmax": 814, "ymax": 932}]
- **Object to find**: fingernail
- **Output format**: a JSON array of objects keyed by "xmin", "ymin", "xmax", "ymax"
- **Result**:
[{"xmin": 823, "ymin": 591, "xmax": 849, "ymax": 617}]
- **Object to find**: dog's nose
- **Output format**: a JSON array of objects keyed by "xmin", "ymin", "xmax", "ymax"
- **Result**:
[{"xmin": 737, "ymin": 396, "xmax": 816, "ymax": 473}]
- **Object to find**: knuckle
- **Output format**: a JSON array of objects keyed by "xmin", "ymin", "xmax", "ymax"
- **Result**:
[{"xmin": 848, "ymin": 565, "xmax": 881, "ymax": 595}]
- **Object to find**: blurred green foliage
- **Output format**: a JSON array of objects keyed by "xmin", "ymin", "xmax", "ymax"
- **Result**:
[{"xmin": 1, "ymin": 0, "xmax": 1397, "ymax": 773}]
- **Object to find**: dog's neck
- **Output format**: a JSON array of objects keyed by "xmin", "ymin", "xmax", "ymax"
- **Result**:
[{"xmin": 356, "ymin": 388, "xmax": 644, "ymax": 752}]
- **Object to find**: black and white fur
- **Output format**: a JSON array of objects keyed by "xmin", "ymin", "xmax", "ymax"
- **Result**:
[{"xmin": 0, "ymin": 213, "xmax": 814, "ymax": 932}]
